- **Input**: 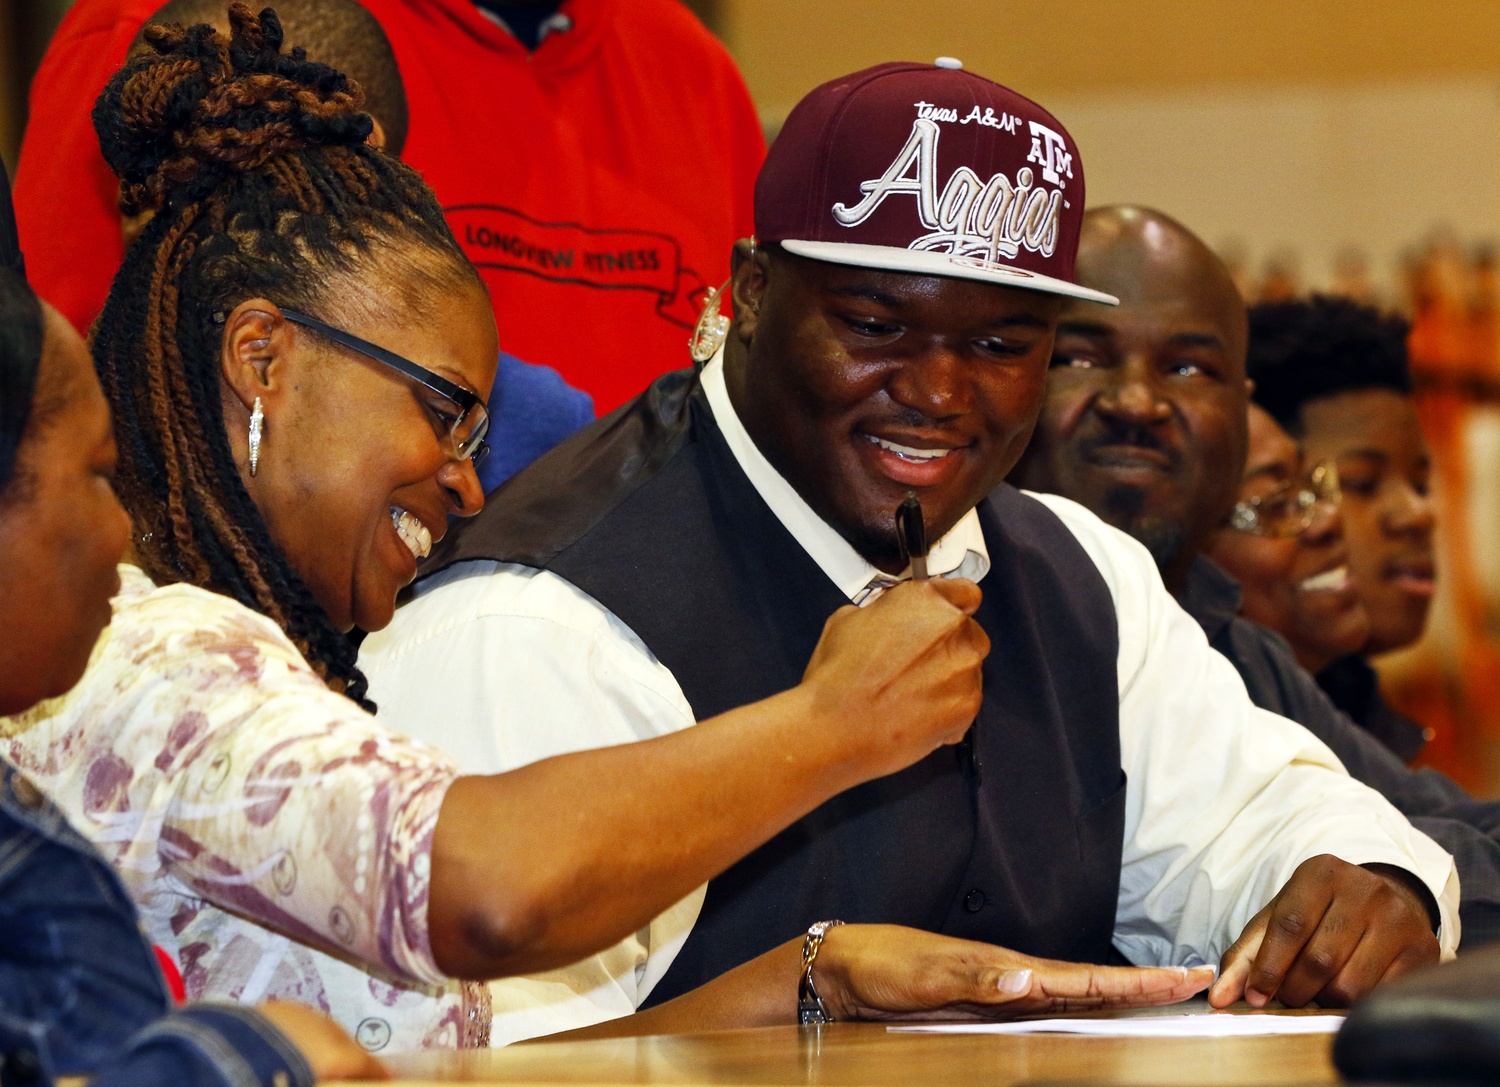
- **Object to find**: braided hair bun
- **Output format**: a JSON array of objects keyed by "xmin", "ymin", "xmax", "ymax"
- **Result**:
[{"xmin": 96, "ymin": 3, "xmax": 374, "ymax": 216}]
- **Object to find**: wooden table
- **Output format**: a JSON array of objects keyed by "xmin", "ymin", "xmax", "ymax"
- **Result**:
[{"xmin": 363, "ymin": 1002, "xmax": 1346, "ymax": 1086}]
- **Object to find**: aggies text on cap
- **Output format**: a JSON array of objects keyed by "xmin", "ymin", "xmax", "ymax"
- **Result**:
[{"xmin": 754, "ymin": 60, "xmax": 1118, "ymax": 306}]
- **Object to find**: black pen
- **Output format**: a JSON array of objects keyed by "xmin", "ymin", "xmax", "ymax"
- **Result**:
[{"xmin": 896, "ymin": 492, "xmax": 929, "ymax": 581}]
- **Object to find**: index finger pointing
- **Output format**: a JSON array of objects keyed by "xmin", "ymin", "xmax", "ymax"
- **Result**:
[
  {"xmin": 1244, "ymin": 880, "xmax": 1336, "ymax": 1008},
  {"xmin": 1210, "ymin": 909, "xmax": 1267, "ymax": 1009}
]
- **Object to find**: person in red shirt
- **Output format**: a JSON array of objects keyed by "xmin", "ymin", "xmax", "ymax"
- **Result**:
[{"xmin": 14, "ymin": 0, "xmax": 764, "ymax": 413}]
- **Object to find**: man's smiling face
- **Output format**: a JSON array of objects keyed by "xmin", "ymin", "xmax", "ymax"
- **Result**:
[
  {"xmin": 1010, "ymin": 208, "xmax": 1249, "ymax": 586},
  {"xmin": 724, "ymin": 244, "xmax": 1062, "ymax": 573}
]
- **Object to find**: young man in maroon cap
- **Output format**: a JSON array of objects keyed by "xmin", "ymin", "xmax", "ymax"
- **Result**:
[{"xmin": 362, "ymin": 61, "xmax": 1458, "ymax": 1033}]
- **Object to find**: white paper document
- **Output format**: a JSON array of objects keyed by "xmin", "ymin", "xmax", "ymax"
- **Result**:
[{"xmin": 889, "ymin": 1013, "xmax": 1345, "ymax": 1038}]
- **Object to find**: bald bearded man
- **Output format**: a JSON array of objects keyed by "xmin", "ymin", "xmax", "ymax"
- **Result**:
[{"xmin": 1013, "ymin": 204, "xmax": 1500, "ymax": 946}]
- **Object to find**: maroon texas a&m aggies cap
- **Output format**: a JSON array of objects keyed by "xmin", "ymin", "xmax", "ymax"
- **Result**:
[{"xmin": 755, "ymin": 59, "xmax": 1117, "ymax": 305}]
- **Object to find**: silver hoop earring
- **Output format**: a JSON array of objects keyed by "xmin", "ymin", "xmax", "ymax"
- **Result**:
[
  {"xmin": 248, "ymin": 397, "xmax": 264, "ymax": 476},
  {"xmin": 689, "ymin": 280, "xmax": 732, "ymax": 364}
]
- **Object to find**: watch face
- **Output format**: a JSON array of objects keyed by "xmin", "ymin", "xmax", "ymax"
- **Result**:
[{"xmin": 798, "ymin": 1003, "xmax": 831, "ymax": 1026}]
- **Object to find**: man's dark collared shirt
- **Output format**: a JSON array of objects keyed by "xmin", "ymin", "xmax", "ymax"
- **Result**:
[{"xmin": 1317, "ymin": 653, "xmax": 1429, "ymax": 763}]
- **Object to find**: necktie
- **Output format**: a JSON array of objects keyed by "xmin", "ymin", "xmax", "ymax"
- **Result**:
[{"xmin": 852, "ymin": 574, "xmax": 901, "ymax": 608}]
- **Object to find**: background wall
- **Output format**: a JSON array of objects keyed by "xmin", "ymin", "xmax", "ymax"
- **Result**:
[{"xmin": 724, "ymin": 1, "xmax": 1500, "ymax": 111}]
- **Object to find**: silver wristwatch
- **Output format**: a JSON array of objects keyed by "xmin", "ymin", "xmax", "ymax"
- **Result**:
[{"xmin": 797, "ymin": 919, "xmax": 845, "ymax": 1025}]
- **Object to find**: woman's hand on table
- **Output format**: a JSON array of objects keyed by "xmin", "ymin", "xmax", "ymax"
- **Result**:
[{"xmin": 816, "ymin": 924, "xmax": 1215, "ymax": 1021}]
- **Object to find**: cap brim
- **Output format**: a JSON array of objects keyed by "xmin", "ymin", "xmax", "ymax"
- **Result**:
[{"xmin": 779, "ymin": 239, "xmax": 1119, "ymax": 306}]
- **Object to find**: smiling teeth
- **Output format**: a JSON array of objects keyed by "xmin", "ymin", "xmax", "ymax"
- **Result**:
[
  {"xmin": 1299, "ymin": 566, "xmax": 1348, "ymax": 593},
  {"xmin": 390, "ymin": 507, "xmax": 432, "ymax": 560},
  {"xmin": 865, "ymin": 435, "xmax": 953, "ymax": 463}
]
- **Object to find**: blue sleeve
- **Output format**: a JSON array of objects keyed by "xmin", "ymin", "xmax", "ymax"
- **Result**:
[
  {"xmin": 91, "ymin": 1004, "xmax": 314, "ymax": 1087},
  {"xmin": 0, "ymin": 768, "xmax": 171, "ymax": 1078},
  {"xmin": 478, "ymin": 352, "xmax": 596, "ymax": 493}
]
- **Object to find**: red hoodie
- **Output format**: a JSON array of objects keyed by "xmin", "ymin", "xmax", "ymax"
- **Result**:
[{"xmin": 14, "ymin": 0, "xmax": 764, "ymax": 412}]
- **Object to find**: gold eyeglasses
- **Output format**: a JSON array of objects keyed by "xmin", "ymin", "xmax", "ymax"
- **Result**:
[{"xmin": 1228, "ymin": 461, "xmax": 1340, "ymax": 538}]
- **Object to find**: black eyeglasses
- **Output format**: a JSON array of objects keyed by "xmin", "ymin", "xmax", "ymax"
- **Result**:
[{"xmin": 279, "ymin": 308, "xmax": 490, "ymax": 466}]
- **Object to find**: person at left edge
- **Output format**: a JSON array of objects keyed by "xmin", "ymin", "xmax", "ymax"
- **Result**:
[
  {"xmin": 362, "ymin": 60, "xmax": 1457, "ymax": 1029},
  {"xmin": 0, "ymin": 255, "xmax": 384, "ymax": 1083}
]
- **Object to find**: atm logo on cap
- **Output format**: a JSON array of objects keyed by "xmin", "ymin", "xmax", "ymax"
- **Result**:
[
  {"xmin": 831, "ymin": 118, "xmax": 1064, "ymax": 262},
  {"xmin": 1027, "ymin": 121, "xmax": 1074, "ymax": 187}
]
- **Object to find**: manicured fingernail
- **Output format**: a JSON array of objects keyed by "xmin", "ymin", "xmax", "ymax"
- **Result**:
[
  {"xmin": 996, "ymin": 969, "xmax": 1033, "ymax": 994},
  {"xmin": 1245, "ymin": 989, "xmax": 1268, "ymax": 1008}
]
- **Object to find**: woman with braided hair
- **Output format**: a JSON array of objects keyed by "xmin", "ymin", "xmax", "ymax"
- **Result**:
[
  {"xmin": 1, "ymin": 4, "xmax": 998, "ymax": 1053},
  {"xmin": 92, "ymin": 3, "xmax": 496, "ymax": 706}
]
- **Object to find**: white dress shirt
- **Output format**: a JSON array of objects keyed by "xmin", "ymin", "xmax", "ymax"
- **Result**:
[{"xmin": 362, "ymin": 352, "xmax": 1459, "ymax": 1042}]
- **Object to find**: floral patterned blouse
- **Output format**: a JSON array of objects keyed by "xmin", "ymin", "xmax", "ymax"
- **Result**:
[{"xmin": 0, "ymin": 566, "xmax": 490, "ymax": 1053}]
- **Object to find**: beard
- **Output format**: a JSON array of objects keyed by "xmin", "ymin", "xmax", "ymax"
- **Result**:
[{"xmin": 1101, "ymin": 484, "xmax": 1188, "ymax": 573}]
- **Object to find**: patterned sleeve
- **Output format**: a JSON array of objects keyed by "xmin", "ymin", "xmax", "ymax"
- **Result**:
[{"xmin": 6, "ymin": 573, "xmax": 461, "ymax": 986}]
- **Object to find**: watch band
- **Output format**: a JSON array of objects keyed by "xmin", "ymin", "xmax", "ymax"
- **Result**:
[{"xmin": 797, "ymin": 919, "xmax": 845, "ymax": 1025}]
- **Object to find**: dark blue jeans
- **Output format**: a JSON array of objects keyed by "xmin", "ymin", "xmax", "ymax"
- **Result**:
[{"xmin": 0, "ymin": 764, "xmax": 311, "ymax": 1087}]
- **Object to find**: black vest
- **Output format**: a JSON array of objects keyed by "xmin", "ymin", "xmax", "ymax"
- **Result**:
[{"xmin": 425, "ymin": 369, "xmax": 1126, "ymax": 1002}]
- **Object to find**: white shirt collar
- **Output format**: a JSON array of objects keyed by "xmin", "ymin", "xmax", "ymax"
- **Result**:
[{"xmin": 698, "ymin": 348, "xmax": 990, "ymax": 603}]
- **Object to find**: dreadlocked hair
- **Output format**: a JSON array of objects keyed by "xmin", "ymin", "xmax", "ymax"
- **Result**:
[{"xmin": 91, "ymin": 3, "xmax": 479, "ymax": 710}]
